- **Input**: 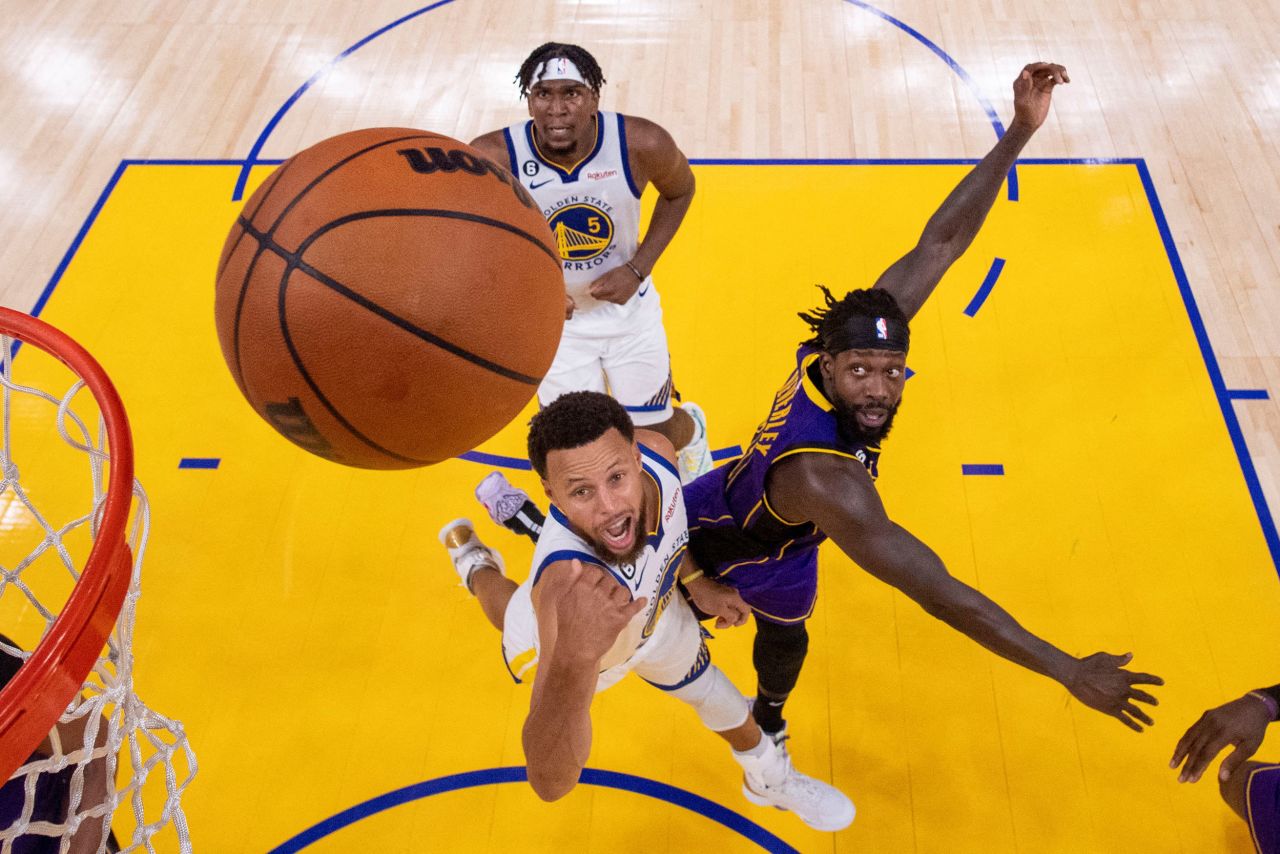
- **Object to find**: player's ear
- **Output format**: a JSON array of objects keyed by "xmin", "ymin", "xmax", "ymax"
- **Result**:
[{"xmin": 819, "ymin": 352, "xmax": 834, "ymax": 383}]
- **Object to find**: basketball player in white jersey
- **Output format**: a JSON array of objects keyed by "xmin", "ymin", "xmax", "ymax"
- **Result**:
[
  {"xmin": 469, "ymin": 42, "xmax": 713, "ymax": 486},
  {"xmin": 438, "ymin": 391, "xmax": 853, "ymax": 831}
]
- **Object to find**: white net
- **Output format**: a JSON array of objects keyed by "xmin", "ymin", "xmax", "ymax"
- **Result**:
[{"xmin": 0, "ymin": 330, "xmax": 195, "ymax": 854}]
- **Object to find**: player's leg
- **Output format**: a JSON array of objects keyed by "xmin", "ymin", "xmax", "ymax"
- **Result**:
[
  {"xmin": 475, "ymin": 471, "xmax": 546, "ymax": 543},
  {"xmin": 752, "ymin": 618, "xmax": 810, "ymax": 737},
  {"xmin": 439, "ymin": 518, "xmax": 515, "ymax": 631},
  {"xmin": 633, "ymin": 601, "xmax": 853, "ymax": 831},
  {"xmin": 599, "ymin": 290, "xmax": 712, "ymax": 483}
]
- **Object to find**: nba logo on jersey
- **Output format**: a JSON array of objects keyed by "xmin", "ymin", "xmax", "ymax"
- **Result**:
[{"xmin": 875, "ymin": 317, "xmax": 888, "ymax": 339}]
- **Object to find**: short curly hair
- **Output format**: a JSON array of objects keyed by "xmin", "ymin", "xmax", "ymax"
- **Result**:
[{"xmin": 527, "ymin": 391, "xmax": 634, "ymax": 478}]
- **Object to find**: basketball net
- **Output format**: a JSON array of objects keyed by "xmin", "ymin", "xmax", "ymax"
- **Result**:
[{"xmin": 0, "ymin": 309, "xmax": 194, "ymax": 853}]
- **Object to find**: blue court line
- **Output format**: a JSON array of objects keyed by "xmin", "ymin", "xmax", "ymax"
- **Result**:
[
  {"xmin": 840, "ymin": 0, "xmax": 1016, "ymax": 201},
  {"xmin": 231, "ymin": 0, "xmax": 460, "ymax": 201},
  {"xmin": 1135, "ymin": 159, "xmax": 1280, "ymax": 574},
  {"xmin": 962, "ymin": 464, "xmax": 1005, "ymax": 476},
  {"xmin": 963, "ymin": 257, "xmax": 1006, "ymax": 317},
  {"xmin": 459, "ymin": 445, "xmax": 745, "ymax": 471},
  {"xmin": 458, "ymin": 450, "xmax": 532, "ymax": 471},
  {"xmin": 153, "ymin": 156, "xmax": 1141, "ymax": 168},
  {"xmin": 23, "ymin": 157, "xmax": 1278, "ymax": 578},
  {"xmin": 29, "ymin": 162, "xmax": 129, "ymax": 322},
  {"xmin": 693, "ymin": 157, "xmax": 1139, "ymax": 167},
  {"xmin": 177, "ymin": 458, "xmax": 220, "ymax": 470},
  {"xmin": 1227, "ymin": 389, "xmax": 1270, "ymax": 400},
  {"xmin": 267, "ymin": 766, "xmax": 798, "ymax": 854}
]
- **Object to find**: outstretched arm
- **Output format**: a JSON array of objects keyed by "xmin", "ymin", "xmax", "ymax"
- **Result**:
[
  {"xmin": 523, "ymin": 560, "xmax": 647, "ymax": 800},
  {"xmin": 874, "ymin": 62, "xmax": 1069, "ymax": 319},
  {"xmin": 767, "ymin": 453, "xmax": 1162, "ymax": 731}
]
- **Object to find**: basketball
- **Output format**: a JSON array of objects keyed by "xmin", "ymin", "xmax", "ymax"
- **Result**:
[{"xmin": 214, "ymin": 128, "xmax": 564, "ymax": 470}]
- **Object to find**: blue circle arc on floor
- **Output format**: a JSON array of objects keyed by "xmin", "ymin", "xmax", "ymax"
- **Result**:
[{"xmin": 268, "ymin": 766, "xmax": 800, "ymax": 854}]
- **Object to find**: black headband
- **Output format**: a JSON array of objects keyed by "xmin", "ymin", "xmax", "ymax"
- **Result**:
[{"xmin": 823, "ymin": 314, "xmax": 910, "ymax": 354}]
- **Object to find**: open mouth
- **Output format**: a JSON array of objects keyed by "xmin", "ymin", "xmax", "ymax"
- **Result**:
[
  {"xmin": 854, "ymin": 408, "xmax": 888, "ymax": 429},
  {"xmin": 599, "ymin": 515, "xmax": 634, "ymax": 554}
]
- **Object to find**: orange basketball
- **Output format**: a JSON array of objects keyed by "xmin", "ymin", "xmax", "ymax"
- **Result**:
[{"xmin": 214, "ymin": 128, "xmax": 564, "ymax": 469}]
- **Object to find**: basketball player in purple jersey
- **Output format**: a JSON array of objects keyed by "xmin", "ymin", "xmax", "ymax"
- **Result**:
[
  {"xmin": 682, "ymin": 62, "xmax": 1165, "ymax": 749},
  {"xmin": 1172, "ymin": 684, "xmax": 1280, "ymax": 854},
  {"xmin": 469, "ymin": 43, "xmax": 713, "ymax": 489}
]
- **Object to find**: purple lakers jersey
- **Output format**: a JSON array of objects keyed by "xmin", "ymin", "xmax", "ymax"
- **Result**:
[{"xmin": 684, "ymin": 345, "xmax": 880, "ymax": 622}]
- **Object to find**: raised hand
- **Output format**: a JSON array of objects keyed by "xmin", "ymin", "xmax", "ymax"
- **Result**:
[
  {"xmin": 1011, "ymin": 62, "xmax": 1069, "ymax": 133},
  {"xmin": 1170, "ymin": 693, "xmax": 1273, "ymax": 783},
  {"xmin": 1065, "ymin": 651, "xmax": 1163, "ymax": 731},
  {"xmin": 552, "ymin": 559, "xmax": 648, "ymax": 664}
]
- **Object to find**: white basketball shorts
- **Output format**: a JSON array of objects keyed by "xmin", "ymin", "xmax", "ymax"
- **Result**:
[{"xmin": 537, "ymin": 279, "xmax": 674, "ymax": 427}]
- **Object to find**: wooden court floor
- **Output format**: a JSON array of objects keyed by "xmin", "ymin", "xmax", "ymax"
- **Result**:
[{"xmin": 1, "ymin": 2, "xmax": 1278, "ymax": 852}]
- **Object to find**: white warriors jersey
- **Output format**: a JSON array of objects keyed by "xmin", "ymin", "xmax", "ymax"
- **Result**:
[
  {"xmin": 522, "ymin": 444, "xmax": 690, "ymax": 679},
  {"xmin": 502, "ymin": 111, "xmax": 647, "ymax": 319}
]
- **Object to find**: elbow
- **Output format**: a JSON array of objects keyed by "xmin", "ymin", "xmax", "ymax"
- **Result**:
[
  {"xmin": 914, "ymin": 580, "xmax": 968, "ymax": 624},
  {"xmin": 526, "ymin": 767, "xmax": 580, "ymax": 802}
]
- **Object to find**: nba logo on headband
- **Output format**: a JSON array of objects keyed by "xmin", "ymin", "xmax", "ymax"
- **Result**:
[{"xmin": 875, "ymin": 318, "xmax": 888, "ymax": 340}]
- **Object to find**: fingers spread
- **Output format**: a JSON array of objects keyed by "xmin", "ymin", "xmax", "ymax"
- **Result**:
[
  {"xmin": 1122, "ymin": 702, "xmax": 1154, "ymax": 727},
  {"xmin": 1116, "ymin": 710, "xmax": 1143, "ymax": 733},
  {"xmin": 1128, "ymin": 671, "xmax": 1164, "ymax": 686},
  {"xmin": 1130, "ymin": 689, "xmax": 1159, "ymax": 706}
]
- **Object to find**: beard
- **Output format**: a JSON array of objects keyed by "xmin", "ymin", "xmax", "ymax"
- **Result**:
[
  {"xmin": 582, "ymin": 503, "xmax": 650, "ymax": 567},
  {"xmin": 835, "ymin": 399, "xmax": 901, "ymax": 445}
]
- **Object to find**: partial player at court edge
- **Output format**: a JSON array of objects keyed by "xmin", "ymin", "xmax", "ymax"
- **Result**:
[
  {"xmin": 468, "ymin": 42, "xmax": 713, "ymax": 485},
  {"xmin": 439, "ymin": 392, "xmax": 854, "ymax": 831},
  {"xmin": 682, "ymin": 63, "xmax": 1166, "ymax": 744},
  {"xmin": 1171, "ymin": 682, "xmax": 1280, "ymax": 854}
]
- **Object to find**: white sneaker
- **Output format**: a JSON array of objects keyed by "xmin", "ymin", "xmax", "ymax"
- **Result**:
[
  {"xmin": 438, "ymin": 518, "xmax": 504, "ymax": 593},
  {"xmin": 735, "ymin": 732, "xmax": 855, "ymax": 832},
  {"xmin": 676, "ymin": 401, "xmax": 714, "ymax": 484},
  {"xmin": 474, "ymin": 471, "xmax": 545, "ymax": 540}
]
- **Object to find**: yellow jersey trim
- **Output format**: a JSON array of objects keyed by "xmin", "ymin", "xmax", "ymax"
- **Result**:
[
  {"xmin": 749, "ymin": 599, "xmax": 817, "ymax": 624},
  {"xmin": 798, "ymin": 352, "xmax": 832, "ymax": 411}
]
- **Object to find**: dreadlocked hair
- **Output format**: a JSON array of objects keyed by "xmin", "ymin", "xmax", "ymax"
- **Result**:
[
  {"xmin": 798, "ymin": 285, "xmax": 908, "ymax": 350},
  {"xmin": 515, "ymin": 42, "xmax": 606, "ymax": 98}
]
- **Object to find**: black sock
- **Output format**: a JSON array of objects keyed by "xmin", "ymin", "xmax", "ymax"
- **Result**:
[
  {"xmin": 502, "ymin": 500, "xmax": 545, "ymax": 544},
  {"xmin": 753, "ymin": 688, "xmax": 789, "ymax": 734}
]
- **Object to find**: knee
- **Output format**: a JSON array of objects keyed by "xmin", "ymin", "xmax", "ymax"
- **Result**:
[
  {"xmin": 667, "ymin": 666, "xmax": 751, "ymax": 732},
  {"xmin": 753, "ymin": 621, "xmax": 810, "ymax": 677},
  {"xmin": 1220, "ymin": 761, "xmax": 1266, "ymax": 821}
]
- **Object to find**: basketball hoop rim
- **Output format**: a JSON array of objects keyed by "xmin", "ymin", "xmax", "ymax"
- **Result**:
[{"xmin": 0, "ymin": 306, "xmax": 135, "ymax": 782}]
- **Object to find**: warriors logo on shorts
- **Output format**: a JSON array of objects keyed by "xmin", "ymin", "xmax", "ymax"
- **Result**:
[{"xmin": 548, "ymin": 203, "xmax": 614, "ymax": 261}]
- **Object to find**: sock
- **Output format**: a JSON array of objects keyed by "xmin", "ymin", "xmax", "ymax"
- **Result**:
[
  {"xmin": 753, "ymin": 689, "xmax": 788, "ymax": 735},
  {"xmin": 734, "ymin": 732, "xmax": 770, "ymax": 759}
]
